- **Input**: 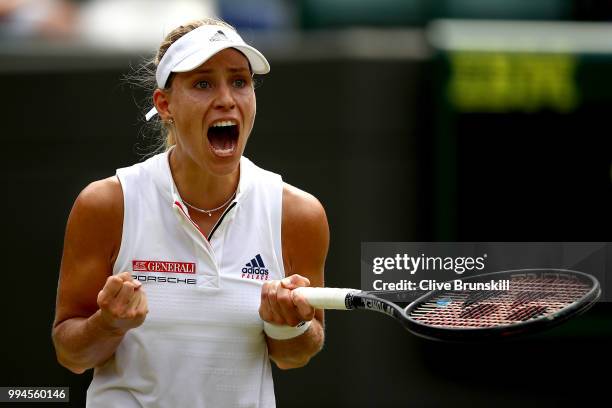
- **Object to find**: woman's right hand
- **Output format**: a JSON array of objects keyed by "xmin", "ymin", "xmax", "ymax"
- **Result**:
[{"xmin": 96, "ymin": 272, "xmax": 148, "ymax": 334}]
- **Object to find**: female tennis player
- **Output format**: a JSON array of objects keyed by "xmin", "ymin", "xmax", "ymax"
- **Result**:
[{"xmin": 51, "ymin": 18, "xmax": 328, "ymax": 407}]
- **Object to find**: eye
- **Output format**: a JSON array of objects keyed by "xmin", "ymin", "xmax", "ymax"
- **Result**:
[
  {"xmin": 195, "ymin": 80, "xmax": 210, "ymax": 89},
  {"xmin": 233, "ymin": 78, "xmax": 247, "ymax": 88}
]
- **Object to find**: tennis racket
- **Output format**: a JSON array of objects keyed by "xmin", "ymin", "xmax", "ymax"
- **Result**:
[{"xmin": 294, "ymin": 269, "xmax": 601, "ymax": 341}]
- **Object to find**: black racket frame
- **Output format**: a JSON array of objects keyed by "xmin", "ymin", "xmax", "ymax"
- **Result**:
[{"xmin": 345, "ymin": 269, "xmax": 601, "ymax": 342}]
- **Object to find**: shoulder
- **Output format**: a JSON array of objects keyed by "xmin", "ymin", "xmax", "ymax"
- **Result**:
[
  {"xmin": 67, "ymin": 177, "xmax": 123, "ymax": 261},
  {"xmin": 281, "ymin": 183, "xmax": 329, "ymax": 274},
  {"xmin": 73, "ymin": 177, "xmax": 123, "ymax": 219},
  {"xmin": 282, "ymin": 183, "xmax": 327, "ymax": 229}
]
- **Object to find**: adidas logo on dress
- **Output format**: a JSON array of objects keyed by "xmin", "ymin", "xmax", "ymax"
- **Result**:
[{"xmin": 242, "ymin": 254, "xmax": 269, "ymax": 280}]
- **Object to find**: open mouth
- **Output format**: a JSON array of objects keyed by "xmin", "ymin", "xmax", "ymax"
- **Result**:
[{"xmin": 207, "ymin": 120, "xmax": 239, "ymax": 157}]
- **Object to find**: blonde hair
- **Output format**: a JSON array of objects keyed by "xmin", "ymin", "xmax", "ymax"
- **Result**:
[{"xmin": 127, "ymin": 18, "xmax": 238, "ymax": 155}]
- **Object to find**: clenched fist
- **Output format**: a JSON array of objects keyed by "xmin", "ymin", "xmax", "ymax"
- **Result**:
[
  {"xmin": 97, "ymin": 272, "xmax": 148, "ymax": 333},
  {"xmin": 259, "ymin": 274, "xmax": 315, "ymax": 327}
]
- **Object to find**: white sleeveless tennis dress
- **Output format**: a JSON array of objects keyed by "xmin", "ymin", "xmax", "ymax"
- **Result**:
[{"xmin": 86, "ymin": 150, "xmax": 284, "ymax": 408}]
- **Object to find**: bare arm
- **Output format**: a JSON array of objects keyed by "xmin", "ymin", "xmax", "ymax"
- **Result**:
[
  {"xmin": 260, "ymin": 183, "xmax": 328, "ymax": 369},
  {"xmin": 52, "ymin": 177, "xmax": 148, "ymax": 373}
]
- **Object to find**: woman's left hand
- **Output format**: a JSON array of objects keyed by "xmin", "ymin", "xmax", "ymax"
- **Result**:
[{"xmin": 259, "ymin": 274, "xmax": 315, "ymax": 327}]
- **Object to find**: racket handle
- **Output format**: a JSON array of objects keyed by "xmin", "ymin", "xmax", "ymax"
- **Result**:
[{"xmin": 293, "ymin": 287, "xmax": 360, "ymax": 310}]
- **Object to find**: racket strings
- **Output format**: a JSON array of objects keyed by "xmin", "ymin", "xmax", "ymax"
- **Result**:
[
  {"xmin": 408, "ymin": 275, "xmax": 592, "ymax": 328},
  {"xmin": 458, "ymin": 303, "xmax": 500, "ymax": 319},
  {"xmin": 463, "ymin": 290, "xmax": 506, "ymax": 308},
  {"xmin": 510, "ymin": 291, "xmax": 554, "ymax": 308},
  {"xmin": 505, "ymin": 305, "xmax": 548, "ymax": 321}
]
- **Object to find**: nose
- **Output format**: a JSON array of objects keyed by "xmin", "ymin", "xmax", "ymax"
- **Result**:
[{"xmin": 214, "ymin": 83, "xmax": 236, "ymax": 110}]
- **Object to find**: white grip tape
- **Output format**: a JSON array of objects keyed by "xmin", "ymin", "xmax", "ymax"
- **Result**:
[
  {"xmin": 292, "ymin": 287, "xmax": 360, "ymax": 310},
  {"xmin": 263, "ymin": 320, "xmax": 312, "ymax": 340}
]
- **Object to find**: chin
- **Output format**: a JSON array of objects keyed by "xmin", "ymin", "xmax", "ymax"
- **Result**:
[{"xmin": 204, "ymin": 153, "xmax": 242, "ymax": 177}]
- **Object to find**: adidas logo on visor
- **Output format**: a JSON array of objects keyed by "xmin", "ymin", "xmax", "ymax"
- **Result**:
[
  {"xmin": 242, "ymin": 254, "xmax": 269, "ymax": 280},
  {"xmin": 210, "ymin": 30, "xmax": 228, "ymax": 42}
]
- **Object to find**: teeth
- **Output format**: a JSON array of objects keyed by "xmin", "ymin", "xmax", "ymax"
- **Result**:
[{"xmin": 211, "ymin": 120, "xmax": 237, "ymax": 128}]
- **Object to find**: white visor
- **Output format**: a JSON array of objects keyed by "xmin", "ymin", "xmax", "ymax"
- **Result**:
[{"xmin": 145, "ymin": 24, "xmax": 270, "ymax": 121}]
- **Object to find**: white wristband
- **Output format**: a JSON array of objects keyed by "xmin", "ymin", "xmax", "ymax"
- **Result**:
[{"xmin": 263, "ymin": 320, "xmax": 312, "ymax": 340}]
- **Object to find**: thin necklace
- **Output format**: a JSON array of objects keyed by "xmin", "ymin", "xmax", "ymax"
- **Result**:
[{"xmin": 182, "ymin": 190, "xmax": 237, "ymax": 217}]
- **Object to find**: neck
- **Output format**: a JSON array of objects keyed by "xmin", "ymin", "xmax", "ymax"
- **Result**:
[{"xmin": 169, "ymin": 148, "xmax": 240, "ymax": 210}]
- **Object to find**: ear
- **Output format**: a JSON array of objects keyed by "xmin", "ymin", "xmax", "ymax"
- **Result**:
[{"xmin": 153, "ymin": 89, "xmax": 172, "ymax": 120}]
